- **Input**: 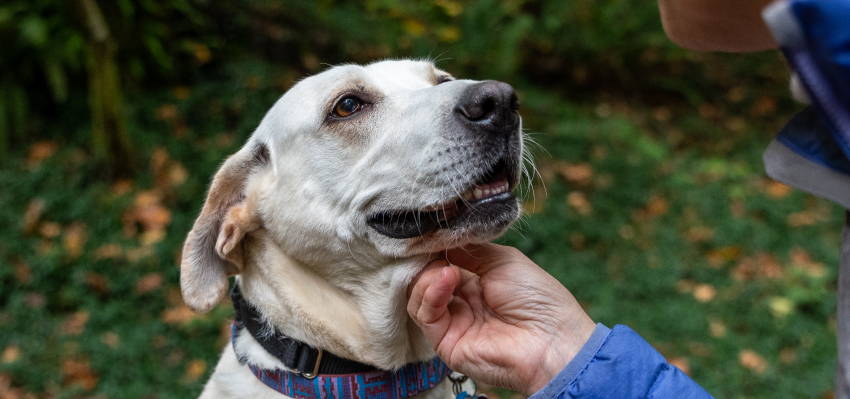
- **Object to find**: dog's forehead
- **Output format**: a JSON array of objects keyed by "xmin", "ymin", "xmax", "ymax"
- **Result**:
[{"xmin": 361, "ymin": 60, "xmax": 441, "ymax": 92}]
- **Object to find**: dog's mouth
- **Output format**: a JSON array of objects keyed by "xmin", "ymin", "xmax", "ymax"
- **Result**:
[{"xmin": 367, "ymin": 157, "xmax": 518, "ymax": 239}]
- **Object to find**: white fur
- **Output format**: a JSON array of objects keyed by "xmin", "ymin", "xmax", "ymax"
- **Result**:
[{"xmin": 185, "ymin": 60, "xmax": 522, "ymax": 398}]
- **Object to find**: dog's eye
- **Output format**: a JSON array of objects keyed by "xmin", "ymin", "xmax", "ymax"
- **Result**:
[
  {"xmin": 332, "ymin": 96, "xmax": 364, "ymax": 118},
  {"xmin": 436, "ymin": 75, "xmax": 453, "ymax": 85}
]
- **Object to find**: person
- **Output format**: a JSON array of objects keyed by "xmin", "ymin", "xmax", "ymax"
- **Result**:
[{"xmin": 407, "ymin": 0, "xmax": 850, "ymax": 397}]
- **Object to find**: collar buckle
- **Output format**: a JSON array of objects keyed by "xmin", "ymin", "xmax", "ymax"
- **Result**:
[{"xmin": 299, "ymin": 348, "xmax": 323, "ymax": 379}]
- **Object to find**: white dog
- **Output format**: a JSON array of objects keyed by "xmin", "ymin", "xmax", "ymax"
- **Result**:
[{"xmin": 180, "ymin": 59, "xmax": 524, "ymax": 399}]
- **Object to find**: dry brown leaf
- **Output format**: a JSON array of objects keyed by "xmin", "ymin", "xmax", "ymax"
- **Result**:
[
  {"xmin": 183, "ymin": 359, "xmax": 207, "ymax": 382},
  {"xmin": 111, "ymin": 179, "xmax": 134, "ymax": 196},
  {"xmin": 764, "ymin": 180, "xmax": 792, "ymax": 198},
  {"xmin": 126, "ymin": 246, "xmax": 154, "ymax": 262},
  {"xmin": 173, "ymin": 86, "xmax": 191, "ymax": 100},
  {"xmin": 685, "ymin": 226, "xmax": 714, "ymax": 243},
  {"xmin": 156, "ymin": 104, "xmax": 179, "ymax": 121},
  {"xmin": 668, "ymin": 357, "xmax": 690, "ymax": 375},
  {"xmin": 567, "ymin": 191, "xmax": 592, "ymax": 215},
  {"xmin": 645, "ymin": 195, "xmax": 669, "ymax": 218},
  {"xmin": 557, "ymin": 162, "xmax": 594, "ymax": 185},
  {"xmin": 62, "ymin": 222, "xmax": 87, "ymax": 259},
  {"xmin": 739, "ymin": 349, "xmax": 768, "ymax": 374},
  {"xmin": 101, "ymin": 332, "xmax": 120, "ymax": 349},
  {"xmin": 94, "ymin": 244, "xmax": 123, "ymax": 260},
  {"xmin": 693, "ymin": 284, "xmax": 716, "ymax": 303},
  {"xmin": 1, "ymin": 346, "xmax": 20, "ymax": 364},
  {"xmin": 21, "ymin": 199, "xmax": 45, "ymax": 234},
  {"xmin": 751, "ymin": 96, "xmax": 777, "ymax": 117},
  {"xmin": 84, "ymin": 272, "xmax": 110, "ymax": 294},
  {"xmin": 706, "ymin": 246, "xmax": 742, "ymax": 268},
  {"xmin": 124, "ymin": 191, "xmax": 172, "ymax": 244},
  {"xmin": 162, "ymin": 305, "xmax": 201, "ymax": 325},
  {"xmin": 62, "ymin": 358, "xmax": 98, "ymax": 390},
  {"xmin": 27, "ymin": 141, "xmax": 58, "ymax": 167},
  {"xmin": 38, "ymin": 222, "xmax": 61, "ymax": 239},
  {"xmin": 732, "ymin": 253, "xmax": 784, "ymax": 281},
  {"xmin": 708, "ymin": 318, "xmax": 727, "ymax": 338},
  {"xmin": 136, "ymin": 273, "xmax": 163, "ymax": 294},
  {"xmin": 787, "ymin": 205, "xmax": 830, "ymax": 227},
  {"xmin": 790, "ymin": 248, "xmax": 826, "ymax": 278},
  {"xmin": 140, "ymin": 229, "xmax": 166, "ymax": 246},
  {"xmin": 12, "ymin": 261, "xmax": 31, "ymax": 285},
  {"xmin": 779, "ymin": 347, "xmax": 797, "ymax": 365},
  {"xmin": 61, "ymin": 311, "xmax": 89, "ymax": 336}
]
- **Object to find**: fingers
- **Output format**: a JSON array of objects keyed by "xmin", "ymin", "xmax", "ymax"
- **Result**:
[
  {"xmin": 407, "ymin": 259, "xmax": 461, "ymax": 346},
  {"xmin": 446, "ymin": 243, "xmax": 527, "ymax": 274}
]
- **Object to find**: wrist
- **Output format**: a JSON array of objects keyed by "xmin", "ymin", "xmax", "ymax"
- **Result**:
[{"xmin": 525, "ymin": 316, "xmax": 596, "ymax": 395}]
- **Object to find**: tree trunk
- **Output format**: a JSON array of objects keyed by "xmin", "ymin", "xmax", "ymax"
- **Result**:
[{"xmin": 76, "ymin": 0, "xmax": 134, "ymax": 176}]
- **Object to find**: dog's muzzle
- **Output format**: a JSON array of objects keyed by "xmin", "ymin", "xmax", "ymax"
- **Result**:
[{"xmin": 367, "ymin": 81, "xmax": 522, "ymax": 239}]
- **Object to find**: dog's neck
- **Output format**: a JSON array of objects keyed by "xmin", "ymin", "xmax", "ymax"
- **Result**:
[{"xmin": 233, "ymin": 230, "xmax": 435, "ymax": 371}]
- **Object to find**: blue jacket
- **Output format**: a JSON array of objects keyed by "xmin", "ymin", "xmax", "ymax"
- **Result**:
[
  {"xmin": 529, "ymin": 325, "xmax": 712, "ymax": 399},
  {"xmin": 530, "ymin": 0, "xmax": 850, "ymax": 397}
]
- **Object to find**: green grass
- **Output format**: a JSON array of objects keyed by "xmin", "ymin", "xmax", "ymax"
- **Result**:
[{"xmin": 0, "ymin": 64, "xmax": 842, "ymax": 398}]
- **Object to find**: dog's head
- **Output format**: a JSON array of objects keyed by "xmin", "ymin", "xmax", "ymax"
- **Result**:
[{"xmin": 180, "ymin": 60, "xmax": 524, "ymax": 312}]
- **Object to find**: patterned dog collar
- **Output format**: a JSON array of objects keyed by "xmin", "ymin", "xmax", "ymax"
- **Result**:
[{"xmin": 231, "ymin": 322, "xmax": 452, "ymax": 399}]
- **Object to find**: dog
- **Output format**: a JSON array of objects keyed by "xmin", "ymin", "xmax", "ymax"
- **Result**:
[{"xmin": 180, "ymin": 59, "xmax": 524, "ymax": 399}]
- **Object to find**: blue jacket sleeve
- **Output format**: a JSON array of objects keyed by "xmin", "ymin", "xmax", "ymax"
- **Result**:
[{"xmin": 529, "ymin": 324, "xmax": 714, "ymax": 399}]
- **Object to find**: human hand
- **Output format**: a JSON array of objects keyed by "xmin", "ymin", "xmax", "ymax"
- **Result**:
[{"xmin": 407, "ymin": 243, "xmax": 596, "ymax": 395}]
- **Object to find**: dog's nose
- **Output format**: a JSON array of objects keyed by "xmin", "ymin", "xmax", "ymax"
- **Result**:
[{"xmin": 455, "ymin": 81, "xmax": 519, "ymax": 133}]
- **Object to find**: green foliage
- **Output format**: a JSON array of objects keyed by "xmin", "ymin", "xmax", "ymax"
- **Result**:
[{"xmin": 0, "ymin": 1, "xmax": 842, "ymax": 398}]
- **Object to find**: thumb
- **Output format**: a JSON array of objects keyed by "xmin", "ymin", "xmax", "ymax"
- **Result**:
[{"xmin": 407, "ymin": 260, "xmax": 460, "ymax": 345}]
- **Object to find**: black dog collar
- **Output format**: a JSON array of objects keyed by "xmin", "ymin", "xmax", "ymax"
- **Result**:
[{"xmin": 230, "ymin": 284, "xmax": 379, "ymax": 377}]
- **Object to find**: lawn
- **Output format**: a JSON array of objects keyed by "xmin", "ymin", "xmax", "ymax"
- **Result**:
[{"xmin": 0, "ymin": 2, "xmax": 844, "ymax": 398}]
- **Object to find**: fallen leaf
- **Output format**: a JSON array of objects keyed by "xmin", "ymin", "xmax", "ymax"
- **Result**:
[
  {"xmin": 126, "ymin": 246, "xmax": 154, "ymax": 262},
  {"xmin": 732, "ymin": 253, "xmax": 783, "ymax": 281},
  {"xmin": 790, "ymin": 248, "xmax": 826, "ymax": 278},
  {"xmin": 768, "ymin": 296, "xmax": 794, "ymax": 318},
  {"xmin": 162, "ymin": 305, "xmax": 201, "ymax": 325},
  {"xmin": 765, "ymin": 180, "xmax": 792, "ymax": 198},
  {"xmin": 685, "ymin": 226, "xmax": 714, "ymax": 243},
  {"xmin": 693, "ymin": 284, "xmax": 716, "ymax": 302},
  {"xmin": 567, "ymin": 191, "xmax": 592, "ymax": 215},
  {"xmin": 62, "ymin": 222, "xmax": 87, "ymax": 259},
  {"xmin": 111, "ymin": 179, "xmax": 134, "ymax": 196},
  {"xmin": 13, "ymin": 261, "xmax": 31, "ymax": 285},
  {"xmin": 101, "ymin": 332, "xmax": 120, "ymax": 349},
  {"xmin": 779, "ymin": 347, "xmax": 797, "ymax": 365},
  {"xmin": 183, "ymin": 359, "xmax": 207, "ymax": 382},
  {"xmin": 156, "ymin": 104, "xmax": 179, "ymax": 121},
  {"xmin": 27, "ymin": 141, "xmax": 58, "ymax": 167},
  {"xmin": 84, "ymin": 272, "xmax": 110, "ymax": 294},
  {"xmin": 709, "ymin": 318, "xmax": 727, "ymax": 338},
  {"xmin": 61, "ymin": 311, "xmax": 89, "ymax": 336},
  {"xmin": 21, "ymin": 199, "xmax": 45, "ymax": 234},
  {"xmin": 94, "ymin": 244, "xmax": 123, "ymax": 260},
  {"xmin": 39, "ymin": 222, "xmax": 61, "ymax": 239},
  {"xmin": 136, "ymin": 273, "xmax": 163, "ymax": 294},
  {"xmin": 1, "ymin": 346, "xmax": 20, "ymax": 364},
  {"xmin": 557, "ymin": 163, "xmax": 594, "ymax": 185},
  {"xmin": 62, "ymin": 358, "xmax": 98, "ymax": 390},
  {"xmin": 739, "ymin": 349, "xmax": 767, "ymax": 374},
  {"xmin": 706, "ymin": 246, "xmax": 742, "ymax": 268},
  {"xmin": 668, "ymin": 357, "xmax": 690, "ymax": 374}
]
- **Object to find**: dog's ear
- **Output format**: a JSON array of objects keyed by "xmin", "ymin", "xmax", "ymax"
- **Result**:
[{"xmin": 180, "ymin": 142, "xmax": 269, "ymax": 313}]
